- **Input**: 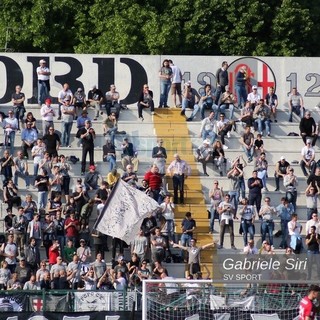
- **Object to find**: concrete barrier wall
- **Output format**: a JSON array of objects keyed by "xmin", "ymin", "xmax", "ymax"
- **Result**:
[{"xmin": 0, "ymin": 54, "xmax": 320, "ymax": 108}]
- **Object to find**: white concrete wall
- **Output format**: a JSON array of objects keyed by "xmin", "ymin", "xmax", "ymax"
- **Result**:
[{"xmin": 0, "ymin": 54, "xmax": 320, "ymax": 109}]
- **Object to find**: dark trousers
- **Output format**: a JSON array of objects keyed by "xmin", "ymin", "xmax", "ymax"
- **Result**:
[
  {"xmin": 22, "ymin": 142, "xmax": 35, "ymax": 159},
  {"xmin": 302, "ymin": 134, "xmax": 317, "ymax": 147},
  {"xmin": 218, "ymin": 124, "xmax": 232, "ymax": 145},
  {"xmin": 138, "ymin": 101, "xmax": 155, "ymax": 118},
  {"xmin": 219, "ymin": 219, "xmax": 234, "ymax": 247},
  {"xmin": 172, "ymin": 174, "xmax": 185, "ymax": 204},
  {"xmin": 112, "ymin": 237, "xmax": 124, "ymax": 260},
  {"xmin": 105, "ymin": 102, "xmax": 121, "ymax": 118},
  {"xmin": 81, "ymin": 145, "xmax": 94, "ymax": 172},
  {"xmin": 249, "ymin": 192, "xmax": 262, "ymax": 214}
]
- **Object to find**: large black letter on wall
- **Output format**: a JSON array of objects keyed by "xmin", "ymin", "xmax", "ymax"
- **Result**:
[
  {"xmin": 54, "ymin": 57, "xmax": 84, "ymax": 94},
  {"xmin": 93, "ymin": 58, "xmax": 115, "ymax": 94},
  {"xmin": 0, "ymin": 56, "xmax": 23, "ymax": 104}
]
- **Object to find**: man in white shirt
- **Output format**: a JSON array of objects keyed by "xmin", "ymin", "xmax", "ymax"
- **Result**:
[
  {"xmin": 247, "ymin": 85, "xmax": 261, "ymax": 109},
  {"xmin": 288, "ymin": 87, "xmax": 304, "ymax": 122},
  {"xmin": 306, "ymin": 212, "xmax": 320, "ymax": 235},
  {"xmin": 216, "ymin": 113, "xmax": 233, "ymax": 150},
  {"xmin": 60, "ymin": 97, "xmax": 76, "ymax": 147},
  {"xmin": 169, "ymin": 60, "xmax": 182, "ymax": 107},
  {"xmin": 300, "ymin": 139, "xmax": 316, "ymax": 177},
  {"xmin": 57, "ymin": 83, "xmax": 73, "ymax": 120},
  {"xmin": 288, "ymin": 213, "xmax": 303, "ymax": 253},
  {"xmin": 40, "ymin": 98, "xmax": 55, "ymax": 135},
  {"xmin": 105, "ymin": 84, "xmax": 121, "ymax": 118},
  {"xmin": 3, "ymin": 110, "xmax": 19, "ymax": 156},
  {"xmin": 199, "ymin": 111, "xmax": 217, "ymax": 143},
  {"xmin": 37, "ymin": 59, "xmax": 51, "ymax": 105}
]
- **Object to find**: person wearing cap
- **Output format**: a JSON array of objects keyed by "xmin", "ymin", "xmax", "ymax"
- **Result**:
[
  {"xmin": 36, "ymin": 59, "xmax": 51, "ymax": 105},
  {"xmin": 288, "ymin": 87, "xmax": 304, "ymax": 122},
  {"xmin": 77, "ymin": 120, "xmax": 95, "ymax": 175},
  {"xmin": 104, "ymin": 84, "xmax": 121, "ymax": 118},
  {"xmin": 187, "ymin": 84, "xmax": 218, "ymax": 122},
  {"xmin": 300, "ymin": 110, "xmax": 317, "ymax": 146},
  {"xmin": 57, "ymin": 83, "xmax": 73, "ymax": 120},
  {"xmin": 167, "ymin": 154, "xmax": 191, "ymax": 204},
  {"xmin": 11, "ymin": 85, "xmax": 26, "ymax": 131},
  {"xmin": 77, "ymin": 238, "xmax": 92, "ymax": 264},
  {"xmin": 199, "ymin": 111, "xmax": 217, "ymax": 144},
  {"xmin": 121, "ymin": 137, "xmax": 139, "ymax": 172},
  {"xmin": 180, "ymin": 82, "xmax": 200, "ymax": 118},
  {"xmin": 196, "ymin": 139, "xmax": 213, "ymax": 176},
  {"xmin": 247, "ymin": 85, "xmax": 261, "ymax": 109},
  {"xmin": 3, "ymin": 110, "xmax": 18, "ymax": 156},
  {"xmin": 234, "ymin": 66, "xmax": 247, "ymax": 109},
  {"xmin": 284, "ymin": 168, "xmax": 299, "ymax": 211},
  {"xmin": 274, "ymin": 156, "xmax": 290, "ymax": 191},
  {"xmin": 300, "ymin": 139, "xmax": 316, "ymax": 177},
  {"xmin": 84, "ymin": 165, "xmax": 102, "ymax": 190},
  {"xmin": 87, "ymin": 85, "xmax": 103, "ymax": 121},
  {"xmin": 73, "ymin": 87, "xmax": 86, "ymax": 117},
  {"xmin": 60, "ymin": 97, "xmax": 76, "ymax": 148},
  {"xmin": 137, "ymin": 84, "xmax": 155, "ymax": 120},
  {"xmin": 158, "ymin": 59, "xmax": 173, "ymax": 108},
  {"xmin": 40, "ymin": 99, "xmax": 55, "ymax": 135}
]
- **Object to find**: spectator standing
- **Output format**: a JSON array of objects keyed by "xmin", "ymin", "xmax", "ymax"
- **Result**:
[
  {"xmin": 179, "ymin": 212, "xmax": 196, "ymax": 261},
  {"xmin": 259, "ymin": 197, "xmax": 277, "ymax": 246},
  {"xmin": 21, "ymin": 122, "xmax": 38, "ymax": 159},
  {"xmin": 60, "ymin": 97, "xmax": 75, "ymax": 147},
  {"xmin": 208, "ymin": 180, "xmax": 224, "ymax": 233},
  {"xmin": 13, "ymin": 150, "xmax": 30, "ymax": 189},
  {"xmin": 103, "ymin": 139, "xmax": 117, "ymax": 172},
  {"xmin": 238, "ymin": 198, "xmax": 256, "ymax": 246},
  {"xmin": 169, "ymin": 60, "xmax": 182, "ymax": 107},
  {"xmin": 43, "ymin": 126, "xmax": 60, "ymax": 158},
  {"xmin": 248, "ymin": 170, "xmax": 263, "ymax": 214},
  {"xmin": 37, "ymin": 59, "xmax": 51, "ymax": 105},
  {"xmin": 305, "ymin": 183, "xmax": 319, "ymax": 220},
  {"xmin": 276, "ymin": 198, "xmax": 294, "ymax": 249},
  {"xmin": 160, "ymin": 195, "xmax": 175, "ymax": 241},
  {"xmin": 103, "ymin": 113, "xmax": 118, "ymax": 145},
  {"xmin": 87, "ymin": 85, "xmax": 104, "ymax": 121},
  {"xmin": 265, "ymin": 86, "xmax": 278, "ymax": 122},
  {"xmin": 254, "ymin": 152, "xmax": 268, "ymax": 191},
  {"xmin": 40, "ymin": 99, "xmax": 55, "ymax": 136},
  {"xmin": 158, "ymin": 59, "xmax": 172, "ymax": 108},
  {"xmin": 241, "ymin": 125, "xmax": 254, "ymax": 163},
  {"xmin": 137, "ymin": 84, "xmax": 155, "ymax": 120},
  {"xmin": 152, "ymin": 139, "xmax": 167, "ymax": 176},
  {"xmin": 31, "ymin": 138, "xmax": 46, "ymax": 176},
  {"xmin": 144, "ymin": 164, "xmax": 163, "ymax": 204},
  {"xmin": 215, "ymin": 61, "xmax": 229, "ymax": 105},
  {"xmin": 288, "ymin": 213, "xmax": 303, "ymax": 254},
  {"xmin": 3, "ymin": 110, "xmax": 18, "ymax": 155},
  {"xmin": 288, "ymin": 87, "xmax": 304, "ymax": 122},
  {"xmin": 234, "ymin": 66, "xmax": 247, "ymax": 109},
  {"xmin": 11, "ymin": 85, "xmax": 26, "ymax": 131},
  {"xmin": 284, "ymin": 168, "xmax": 299, "ymax": 211},
  {"xmin": 121, "ymin": 137, "xmax": 139, "ymax": 173}
]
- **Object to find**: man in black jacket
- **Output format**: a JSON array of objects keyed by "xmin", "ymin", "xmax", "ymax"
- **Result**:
[{"xmin": 299, "ymin": 111, "xmax": 317, "ymax": 146}]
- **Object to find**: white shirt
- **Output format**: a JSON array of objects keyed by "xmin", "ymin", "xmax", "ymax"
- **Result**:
[
  {"xmin": 247, "ymin": 92, "xmax": 261, "ymax": 104},
  {"xmin": 160, "ymin": 202, "xmax": 175, "ymax": 220},
  {"xmin": 305, "ymin": 219, "xmax": 320, "ymax": 235},
  {"xmin": 58, "ymin": 89, "xmax": 73, "ymax": 102},
  {"xmin": 40, "ymin": 105, "xmax": 55, "ymax": 121},
  {"xmin": 3, "ymin": 117, "xmax": 18, "ymax": 132},
  {"xmin": 170, "ymin": 65, "xmax": 182, "ymax": 83},
  {"xmin": 288, "ymin": 220, "xmax": 302, "ymax": 236},
  {"xmin": 37, "ymin": 66, "xmax": 50, "ymax": 81},
  {"xmin": 218, "ymin": 201, "xmax": 235, "ymax": 221},
  {"xmin": 200, "ymin": 117, "xmax": 217, "ymax": 134},
  {"xmin": 301, "ymin": 146, "xmax": 315, "ymax": 161}
]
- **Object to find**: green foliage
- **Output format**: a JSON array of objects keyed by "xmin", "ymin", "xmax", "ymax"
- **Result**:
[{"xmin": 0, "ymin": 0, "xmax": 317, "ymax": 56}]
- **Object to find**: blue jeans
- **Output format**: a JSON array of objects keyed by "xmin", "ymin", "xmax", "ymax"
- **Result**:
[
  {"xmin": 201, "ymin": 130, "xmax": 216, "ymax": 144},
  {"xmin": 61, "ymin": 121, "xmax": 73, "ymax": 146},
  {"xmin": 255, "ymin": 118, "xmax": 270, "ymax": 135},
  {"xmin": 261, "ymin": 221, "xmax": 274, "ymax": 246},
  {"xmin": 4, "ymin": 130, "xmax": 15, "ymax": 156},
  {"xmin": 280, "ymin": 220, "xmax": 289, "ymax": 248},
  {"xmin": 235, "ymin": 85, "xmax": 247, "ymax": 108},
  {"xmin": 103, "ymin": 155, "xmax": 116, "ymax": 171},
  {"xmin": 257, "ymin": 169, "xmax": 267, "ymax": 188},
  {"xmin": 105, "ymin": 127, "xmax": 117, "ymax": 145},
  {"xmin": 14, "ymin": 106, "xmax": 25, "ymax": 130},
  {"xmin": 229, "ymin": 190, "xmax": 239, "ymax": 213},
  {"xmin": 219, "ymin": 104, "xmax": 235, "ymax": 120},
  {"xmin": 180, "ymin": 233, "xmax": 192, "ymax": 258},
  {"xmin": 38, "ymin": 191, "xmax": 48, "ymax": 210},
  {"xmin": 241, "ymin": 219, "xmax": 254, "ymax": 246},
  {"xmin": 34, "ymin": 163, "xmax": 39, "ymax": 176},
  {"xmin": 14, "ymin": 170, "xmax": 30, "ymax": 187},
  {"xmin": 159, "ymin": 81, "xmax": 171, "ymax": 107},
  {"xmin": 286, "ymin": 190, "xmax": 297, "ymax": 212},
  {"xmin": 200, "ymin": 103, "xmax": 218, "ymax": 120},
  {"xmin": 210, "ymin": 208, "xmax": 220, "ymax": 232},
  {"xmin": 289, "ymin": 105, "xmax": 304, "ymax": 122},
  {"xmin": 242, "ymin": 146, "xmax": 254, "ymax": 161},
  {"xmin": 239, "ymin": 179, "xmax": 246, "ymax": 200},
  {"xmin": 38, "ymin": 81, "xmax": 49, "ymax": 105}
]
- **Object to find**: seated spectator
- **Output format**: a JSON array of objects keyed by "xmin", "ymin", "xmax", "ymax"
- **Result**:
[
  {"xmin": 299, "ymin": 110, "xmax": 317, "ymax": 146},
  {"xmin": 4, "ymin": 208, "xmax": 15, "ymax": 234},
  {"xmin": 23, "ymin": 275, "xmax": 39, "ymax": 290},
  {"xmin": 237, "ymin": 100, "xmax": 254, "ymax": 127},
  {"xmin": 180, "ymin": 82, "xmax": 200, "ymax": 118},
  {"xmin": 254, "ymin": 152, "xmax": 268, "ymax": 191},
  {"xmin": 274, "ymin": 156, "xmax": 290, "ymax": 192},
  {"xmin": 243, "ymin": 239, "xmax": 259, "ymax": 254},
  {"xmin": 122, "ymin": 164, "xmax": 138, "ymax": 187},
  {"xmin": 13, "ymin": 150, "xmax": 30, "ymax": 189},
  {"xmin": 307, "ymin": 166, "xmax": 320, "ymax": 189},
  {"xmin": 254, "ymin": 133, "xmax": 264, "ymax": 157},
  {"xmin": 300, "ymin": 139, "xmax": 316, "ymax": 177},
  {"xmin": 276, "ymin": 197, "xmax": 294, "ymax": 249},
  {"xmin": 141, "ymin": 212, "xmax": 157, "ymax": 242},
  {"xmin": 187, "ymin": 83, "xmax": 217, "ymax": 121},
  {"xmin": 253, "ymin": 99, "xmax": 271, "ymax": 136},
  {"xmin": 7, "ymin": 272, "xmax": 22, "ymax": 290},
  {"xmin": 121, "ymin": 137, "xmax": 139, "ymax": 172},
  {"xmin": 94, "ymin": 183, "xmax": 109, "ymax": 205},
  {"xmin": 127, "ymin": 253, "xmax": 140, "ymax": 276},
  {"xmin": 0, "ymin": 261, "xmax": 11, "ymax": 290},
  {"xmin": 144, "ymin": 164, "xmax": 163, "ymax": 204},
  {"xmin": 219, "ymin": 85, "xmax": 236, "ymax": 120},
  {"xmin": 36, "ymin": 260, "xmax": 50, "ymax": 283},
  {"xmin": 196, "ymin": 139, "xmax": 213, "ymax": 176},
  {"xmin": 212, "ymin": 140, "xmax": 226, "ymax": 176},
  {"xmin": 97, "ymin": 270, "xmax": 114, "ymax": 290},
  {"xmin": 15, "ymin": 257, "xmax": 31, "ymax": 285},
  {"xmin": 247, "ymin": 85, "xmax": 261, "ymax": 109},
  {"xmin": 288, "ymin": 87, "xmax": 304, "ymax": 122},
  {"xmin": 259, "ymin": 240, "xmax": 275, "ymax": 254},
  {"xmin": 84, "ymin": 165, "xmax": 102, "ymax": 190},
  {"xmin": 104, "ymin": 84, "xmax": 121, "ymax": 118},
  {"xmin": 103, "ymin": 139, "xmax": 116, "ymax": 172},
  {"xmin": 3, "ymin": 180, "xmax": 21, "ymax": 210},
  {"xmin": 50, "ymin": 256, "xmax": 66, "ymax": 281},
  {"xmin": 199, "ymin": 111, "xmax": 217, "ymax": 144},
  {"xmin": 137, "ymin": 84, "xmax": 155, "ymax": 120},
  {"xmin": 107, "ymin": 168, "xmax": 120, "ymax": 189},
  {"xmin": 137, "ymin": 260, "xmax": 151, "ymax": 280},
  {"xmin": 216, "ymin": 113, "xmax": 233, "ymax": 150},
  {"xmin": 265, "ymin": 86, "xmax": 278, "ymax": 122},
  {"xmin": 87, "ymin": 85, "xmax": 103, "ymax": 121},
  {"xmin": 73, "ymin": 87, "xmax": 86, "ymax": 117},
  {"xmin": 24, "ymin": 112, "xmax": 38, "ymax": 133},
  {"xmin": 103, "ymin": 113, "xmax": 118, "ymax": 145},
  {"xmin": 241, "ymin": 125, "xmax": 254, "ymax": 163},
  {"xmin": 305, "ymin": 183, "xmax": 319, "ymax": 220},
  {"xmin": 40, "ymin": 271, "xmax": 51, "ymax": 291},
  {"xmin": 152, "ymin": 261, "xmax": 167, "ymax": 278},
  {"xmin": 21, "ymin": 122, "xmax": 38, "ymax": 159}
]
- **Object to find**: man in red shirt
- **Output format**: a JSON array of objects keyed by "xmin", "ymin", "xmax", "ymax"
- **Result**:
[
  {"xmin": 64, "ymin": 212, "xmax": 80, "ymax": 246},
  {"xmin": 299, "ymin": 285, "xmax": 320, "ymax": 319},
  {"xmin": 49, "ymin": 240, "xmax": 61, "ymax": 265},
  {"xmin": 144, "ymin": 164, "xmax": 163, "ymax": 204}
]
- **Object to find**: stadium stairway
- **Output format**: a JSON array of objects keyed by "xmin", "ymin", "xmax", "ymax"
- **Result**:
[{"xmin": 153, "ymin": 108, "xmax": 216, "ymax": 277}]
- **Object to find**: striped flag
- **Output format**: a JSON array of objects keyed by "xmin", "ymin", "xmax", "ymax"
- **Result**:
[{"xmin": 94, "ymin": 179, "xmax": 160, "ymax": 244}]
